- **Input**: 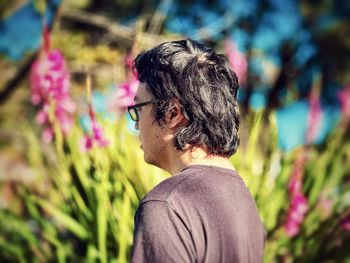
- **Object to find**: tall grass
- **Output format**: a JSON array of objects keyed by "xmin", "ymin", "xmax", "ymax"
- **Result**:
[{"xmin": 0, "ymin": 109, "xmax": 349, "ymax": 262}]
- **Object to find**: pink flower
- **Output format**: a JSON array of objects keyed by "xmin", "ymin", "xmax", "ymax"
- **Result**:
[
  {"xmin": 125, "ymin": 52, "xmax": 134, "ymax": 72},
  {"xmin": 42, "ymin": 127, "xmax": 54, "ymax": 144},
  {"xmin": 105, "ymin": 52, "xmax": 139, "ymax": 116},
  {"xmin": 30, "ymin": 49, "xmax": 76, "ymax": 142},
  {"xmin": 81, "ymin": 136, "xmax": 93, "ymax": 152},
  {"xmin": 288, "ymin": 155, "xmax": 306, "ymax": 194},
  {"xmin": 290, "ymin": 194, "xmax": 308, "ymax": 220},
  {"xmin": 117, "ymin": 79, "xmax": 139, "ymax": 109},
  {"xmin": 307, "ymin": 94, "xmax": 323, "ymax": 143},
  {"xmin": 284, "ymin": 153, "xmax": 308, "ymax": 237},
  {"xmin": 35, "ymin": 107, "xmax": 48, "ymax": 124},
  {"xmin": 337, "ymin": 85, "xmax": 350, "ymax": 121},
  {"xmin": 81, "ymin": 105, "xmax": 110, "ymax": 152},
  {"xmin": 288, "ymin": 168, "xmax": 303, "ymax": 194},
  {"xmin": 285, "ymin": 193, "xmax": 308, "ymax": 237},
  {"xmin": 340, "ymin": 216, "xmax": 350, "ymax": 232},
  {"xmin": 225, "ymin": 39, "xmax": 248, "ymax": 84},
  {"xmin": 106, "ymin": 78, "xmax": 139, "ymax": 116},
  {"xmin": 92, "ymin": 123, "xmax": 110, "ymax": 147},
  {"xmin": 284, "ymin": 218, "xmax": 300, "ymax": 237}
]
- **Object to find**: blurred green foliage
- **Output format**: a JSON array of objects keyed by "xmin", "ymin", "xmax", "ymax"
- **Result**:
[{"xmin": 0, "ymin": 0, "xmax": 349, "ymax": 262}]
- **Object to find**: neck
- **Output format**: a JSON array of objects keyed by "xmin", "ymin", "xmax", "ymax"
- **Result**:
[{"xmin": 164, "ymin": 147, "xmax": 235, "ymax": 175}]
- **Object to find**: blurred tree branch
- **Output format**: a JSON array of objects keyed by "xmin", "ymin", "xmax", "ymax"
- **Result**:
[
  {"xmin": 0, "ymin": 53, "xmax": 37, "ymax": 103},
  {"xmin": 59, "ymin": 7, "xmax": 176, "ymax": 49}
]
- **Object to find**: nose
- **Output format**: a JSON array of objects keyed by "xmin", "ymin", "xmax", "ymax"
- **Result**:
[{"xmin": 135, "ymin": 121, "xmax": 139, "ymax": 130}]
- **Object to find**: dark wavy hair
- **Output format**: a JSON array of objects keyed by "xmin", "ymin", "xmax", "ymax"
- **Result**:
[{"xmin": 133, "ymin": 39, "xmax": 240, "ymax": 157}]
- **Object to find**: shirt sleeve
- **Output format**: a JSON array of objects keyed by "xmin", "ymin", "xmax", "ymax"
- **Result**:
[{"xmin": 131, "ymin": 200, "xmax": 195, "ymax": 263}]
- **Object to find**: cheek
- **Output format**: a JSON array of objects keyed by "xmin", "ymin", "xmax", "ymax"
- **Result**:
[{"xmin": 138, "ymin": 120, "xmax": 150, "ymax": 140}]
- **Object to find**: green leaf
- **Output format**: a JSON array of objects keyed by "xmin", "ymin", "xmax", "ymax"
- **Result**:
[{"xmin": 34, "ymin": 198, "xmax": 89, "ymax": 240}]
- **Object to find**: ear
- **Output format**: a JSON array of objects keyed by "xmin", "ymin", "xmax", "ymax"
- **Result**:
[{"xmin": 165, "ymin": 100, "xmax": 188, "ymax": 129}]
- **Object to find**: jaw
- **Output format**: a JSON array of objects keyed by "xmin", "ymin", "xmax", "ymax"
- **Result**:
[{"xmin": 143, "ymin": 141, "xmax": 171, "ymax": 171}]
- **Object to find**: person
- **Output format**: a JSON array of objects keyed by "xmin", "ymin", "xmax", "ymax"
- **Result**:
[{"xmin": 128, "ymin": 39, "xmax": 265, "ymax": 263}]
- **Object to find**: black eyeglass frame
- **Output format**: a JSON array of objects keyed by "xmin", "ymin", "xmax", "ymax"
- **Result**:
[{"xmin": 127, "ymin": 99, "xmax": 159, "ymax": 122}]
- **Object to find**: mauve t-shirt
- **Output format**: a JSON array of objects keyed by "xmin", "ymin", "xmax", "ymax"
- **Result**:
[{"xmin": 131, "ymin": 165, "xmax": 265, "ymax": 263}]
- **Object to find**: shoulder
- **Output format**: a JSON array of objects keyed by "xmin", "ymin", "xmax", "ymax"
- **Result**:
[
  {"xmin": 139, "ymin": 170, "xmax": 192, "ymax": 205},
  {"xmin": 140, "ymin": 165, "xmax": 245, "ymax": 205}
]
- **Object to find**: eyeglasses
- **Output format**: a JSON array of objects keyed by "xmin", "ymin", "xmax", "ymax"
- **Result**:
[{"xmin": 127, "ymin": 99, "xmax": 159, "ymax": 122}]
